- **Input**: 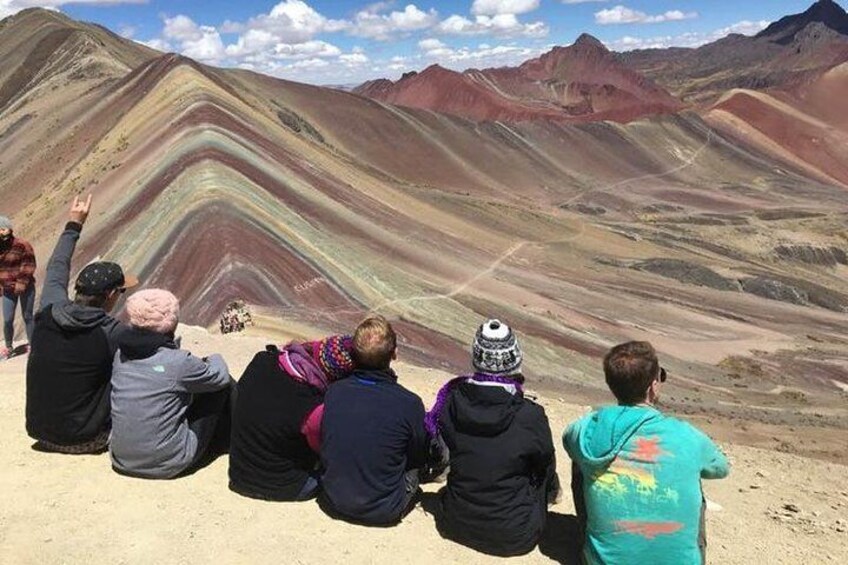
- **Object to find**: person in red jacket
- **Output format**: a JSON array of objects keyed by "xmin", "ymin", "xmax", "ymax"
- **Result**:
[{"xmin": 0, "ymin": 215, "xmax": 36, "ymax": 359}]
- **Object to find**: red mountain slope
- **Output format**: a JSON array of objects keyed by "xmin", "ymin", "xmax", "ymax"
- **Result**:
[{"xmin": 354, "ymin": 34, "xmax": 682, "ymax": 123}]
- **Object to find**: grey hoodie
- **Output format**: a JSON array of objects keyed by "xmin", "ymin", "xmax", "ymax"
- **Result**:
[{"xmin": 110, "ymin": 328, "xmax": 231, "ymax": 479}]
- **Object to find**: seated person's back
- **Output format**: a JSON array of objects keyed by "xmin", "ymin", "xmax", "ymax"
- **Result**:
[
  {"xmin": 564, "ymin": 341, "xmax": 730, "ymax": 565},
  {"xmin": 320, "ymin": 316, "xmax": 428, "ymax": 525},
  {"xmin": 430, "ymin": 320, "xmax": 558, "ymax": 556},
  {"xmin": 26, "ymin": 196, "xmax": 139, "ymax": 453},
  {"xmin": 110, "ymin": 289, "xmax": 233, "ymax": 479},
  {"xmin": 229, "ymin": 336, "xmax": 354, "ymax": 501}
]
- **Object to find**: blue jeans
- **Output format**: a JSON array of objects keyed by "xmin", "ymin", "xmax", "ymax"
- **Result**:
[{"xmin": 2, "ymin": 284, "xmax": 35, "ymax": 348}]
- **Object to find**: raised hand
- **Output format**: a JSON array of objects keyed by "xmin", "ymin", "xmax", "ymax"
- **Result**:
[{"xmin": 69, "ymin": 194, "xmax": 92, "ymax": 225}]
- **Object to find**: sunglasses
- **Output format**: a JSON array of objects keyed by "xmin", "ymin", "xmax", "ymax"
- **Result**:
[{"xmin": 659, "ymin": 367, "xmax": 667, "ymax": 383}]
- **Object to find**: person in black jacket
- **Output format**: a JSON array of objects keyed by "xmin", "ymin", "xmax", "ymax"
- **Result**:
[
  {"xmin": 425, "ymin": 319, "xmax": 560, "ymax": 556},
  {"xmin": 319, "ymin": 315, "xmax": 429, "ymax": 525},
  {"xmin": 25, "ymin": 195, "xmax": 138, "ymax": 454},
  {"xmin": 229, "ymin": 335, "xmax": 355, "ymax": 501}
]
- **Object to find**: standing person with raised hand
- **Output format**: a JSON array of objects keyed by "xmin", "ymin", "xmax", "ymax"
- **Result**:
[
  {"xmin": 426, "ymin": 319, "xmax": 559, "ymax": 557},
  {"xmin": 319, "ymin": 315, "xmax": 430, "ymax": 526},
  {"xmin": 26, "ymin": 195, "xmax": 139, "ymax": 454},
  {"xmin": 563, "ymin": 341, "xmax": 730, "ymax": 565},
  {"xmin": 0, "ymin": 215, "xmax": 36, "ymax": 359}
]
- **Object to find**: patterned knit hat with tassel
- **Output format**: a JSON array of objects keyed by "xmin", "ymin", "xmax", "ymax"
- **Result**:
[
  {"xmin": 472, "ymin": 319, "xmax": 523, "ymax": 376},
  {"xmin": 312, "ymin": 334, "xmax": 355, "ymax": 381}
]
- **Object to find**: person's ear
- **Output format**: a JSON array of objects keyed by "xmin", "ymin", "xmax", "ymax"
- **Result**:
[{"xmin": 649, "ymin": 379, "xmax": 660, "ymax": 402}]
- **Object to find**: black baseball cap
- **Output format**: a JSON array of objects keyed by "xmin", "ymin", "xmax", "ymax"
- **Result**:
[{"xmin": 75, "ymin": 262, "xmax": 139, "ymax": 295}]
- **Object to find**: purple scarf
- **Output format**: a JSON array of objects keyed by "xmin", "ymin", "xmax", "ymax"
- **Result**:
[
  {"xmin": 424, "ymin": 373, "xmax": 524, "ymax": 438},
  {"xmin": 278, "ymin": 342, "xmax": 330, "ymax": 392}
]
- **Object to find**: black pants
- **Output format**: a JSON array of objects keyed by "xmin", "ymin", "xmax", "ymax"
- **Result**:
[
  {"xmin": 402, "ymin": 468, "xmax": 421, "ymax": 513},
  {"xmin": 187, "ymin": 378, "xmax": 238, "ymax": 466}
]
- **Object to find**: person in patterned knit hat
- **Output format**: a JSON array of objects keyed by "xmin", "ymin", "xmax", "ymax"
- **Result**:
[
  {"xmin": 426, "ymin": 319, "xmax": 560, "ymax": 556},
  {"xmin": 229, "ymin": 333, "xmax": 355, "ymax": 502}
]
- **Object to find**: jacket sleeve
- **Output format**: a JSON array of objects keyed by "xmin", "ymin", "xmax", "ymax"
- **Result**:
[
  {"xmin": 693, "ymin": 425, "xmax": 730, "ymax": 479},
  {"xmin": 562, "ymin": 418, "xmax": 582, "ymax": 461},
  {"xmin": 101, "ymin": 317, "xmax": 127, "ymax": 357},
  {"xmin": 177, "ymin": 352, "xmax": 231, "ymax": 393},
  {"xmin": 16, "ymin": 240, "xmax": 36, "ymax": 288},
  {"xmin": 528, "ymin": 407, "xmax": 557, "ymax": 485},
  {"xmin": 406, "ymin": 398, "xmax": 430, "ymax": 470},
  {"xmin": 39, "ymin": 222, "xmax": 82, "ymax": 310},
  {"xmin": 301, "ymin": 404, "xmax": 324, "ymax": 453}
]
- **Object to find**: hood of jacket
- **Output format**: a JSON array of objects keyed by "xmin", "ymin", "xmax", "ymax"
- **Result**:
[
  {"xmin": 571, "ymin": 405, "xmax": 661, "ymax": 472},
  {"xmin": 117, "ymin": 326, "xmax": 177, "ymax": 360},
  {"xmin": 51, "ymin": 301, "xmax": 113, "ymax": 332},
  {"xmin": 449, "ymin": 380, "xmax": 523, "ymax": 437}
]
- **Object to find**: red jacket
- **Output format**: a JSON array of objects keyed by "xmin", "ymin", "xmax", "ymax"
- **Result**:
[{"xmin": 0, "ymin": 236, "xmax": 36, "ymax": 294}]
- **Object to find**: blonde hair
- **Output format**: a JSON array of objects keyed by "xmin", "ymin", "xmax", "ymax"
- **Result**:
[{"xmin": 353, "ymin": 315, "xmax": 397, "ymax": 370}]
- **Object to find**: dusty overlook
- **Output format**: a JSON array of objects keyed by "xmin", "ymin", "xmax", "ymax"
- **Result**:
[{"xmin": 1, "ymin": 1, "xmax": 847, "ymax": 467}]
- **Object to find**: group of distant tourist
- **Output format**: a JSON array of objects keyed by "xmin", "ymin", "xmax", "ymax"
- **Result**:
[
  {"xmin": 219, "ymin": 301, "xmax": 253, "ymax": 334},
  {"xmin": 6, "ymin": 196, "xmax": 730, "ymax": 563}
]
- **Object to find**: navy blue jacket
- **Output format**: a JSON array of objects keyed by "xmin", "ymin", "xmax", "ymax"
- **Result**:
[{"xmin": 320, "ymin": 368, "xmax": 428, "ymax": 524}]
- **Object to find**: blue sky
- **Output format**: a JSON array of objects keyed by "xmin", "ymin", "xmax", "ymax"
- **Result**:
[{"xmin": 0, "ymin": 1, "xmax": 831, "ymax": 84}]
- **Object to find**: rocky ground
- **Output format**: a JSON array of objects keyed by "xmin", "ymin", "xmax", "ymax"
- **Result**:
[{"xmin": 1, "ymin": 326, "xmax": 845, "ymax": 564}]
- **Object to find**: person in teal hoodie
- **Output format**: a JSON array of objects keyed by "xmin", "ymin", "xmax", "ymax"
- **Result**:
[{"xmin": 563, "ymin": 341, "xmax": 729, "ymax": 565}]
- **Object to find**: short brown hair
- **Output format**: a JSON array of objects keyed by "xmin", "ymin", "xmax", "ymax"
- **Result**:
[
  {"xmin": 353, "ymin": 315, "xmax": 397, "ymax": 370},
  {"xmin": 603, "ymin": 341, "xmax": 660, "ymax": 405}
]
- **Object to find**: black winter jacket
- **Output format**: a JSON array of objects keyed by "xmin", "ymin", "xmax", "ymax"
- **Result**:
[
  {"xmin": 229, "ymin": 349, "xmax": 323, "ymax": 500},
  {"xmin": 437, "ymin": 380, "xmax": 557, "ymax": 556},
  {"xmin": 25, "ymin": 223, "xmax": 127, "ymax": 446}
]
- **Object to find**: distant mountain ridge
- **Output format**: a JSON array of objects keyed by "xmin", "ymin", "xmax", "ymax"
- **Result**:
[
  {"xmin": 354, "ymin": 33, "xmax": 682, "ymax": 123},
  {"xmin": 757, "ymin": 0, "xmax": 848, "ymax": 44},
  {"xmin": 357, "ymin": 0, "xmax": 848, "ymax": 118}
]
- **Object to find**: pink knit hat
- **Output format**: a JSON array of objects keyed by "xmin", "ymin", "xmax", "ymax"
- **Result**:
[{"xmin": 126, "ymin": 289, "xmax": 180, "ymax": 334}]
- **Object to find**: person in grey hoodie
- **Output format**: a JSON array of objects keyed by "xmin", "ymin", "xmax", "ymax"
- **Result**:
[
  {"xmin": 26, "ymin": 195, "xmax": 139, "ymax": 454},
  {"xmin": 110, "ymin": 288, "xmax": 235, "ymax": 479}
]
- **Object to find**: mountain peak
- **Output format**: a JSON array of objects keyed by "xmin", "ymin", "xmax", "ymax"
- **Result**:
[
  {"xmin": 574, "ymin": 33, "xmax": 606, "ymax": 50},
  {"xmin": 757, "ymin": 0, "xmax": 848, "ymax": 44}
]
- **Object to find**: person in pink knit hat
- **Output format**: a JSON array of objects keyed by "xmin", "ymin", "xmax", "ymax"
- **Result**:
[{"xmin": 109, "ymin": 288, "xmax": 236, "ymax": 479}]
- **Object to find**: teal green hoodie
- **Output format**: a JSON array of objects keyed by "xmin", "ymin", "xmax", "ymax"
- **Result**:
[{"xmin": 563, "ymin": 406, "xmax": 729, "ymax": 565}]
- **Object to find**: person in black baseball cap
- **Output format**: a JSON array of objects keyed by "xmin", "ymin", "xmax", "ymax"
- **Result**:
[
  {"xmin": 74, "ymin": 261, "xmax": 139, "ymax": 302},
  {"xmin": 26, "ymin": 195, "xmax": 140, "ymax": 454}
]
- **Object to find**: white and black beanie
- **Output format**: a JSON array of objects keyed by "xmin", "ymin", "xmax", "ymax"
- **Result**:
[{"xmin": 472, "ymin": 319, "xmax": 523, "ymax": 376}]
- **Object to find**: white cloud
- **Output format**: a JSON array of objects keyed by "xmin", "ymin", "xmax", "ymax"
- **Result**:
[
  {"xmin": 606, "ymin": 19, "xmax": 770, "ymax": 51},
  {"xmin": 339, "ymin": 52, "xmax": 369, "ymax": 65},
  {"xmin": 350, "ymin": 4, "xmax": 439, "ymax": 40},
  {"xmin": 715, "ymin": 20, "xmax": 770, "ymax": 37},
  {"xmin": 161, "ymin": 15, "xmax": 226, "ymax": 63},
  {"xmin": 138, "ymin": 37, "xmax": 171, "ymax": 52},
  {"xmin": 438, "ymin": 13, "xmax": 548, "ymax": 37},
  {"xmin": 417, "ymin": 38, "xmax": 545, "ymax": 68},
  {"xmin": 471, "ymin": 0, "xmax": 540, "ymax": 16},
  {"xmin": 595, "ymin": 5, "xmax": 697, "ymax": 25},
  {"xmin": 118, "ymin": 24, "xmax": 137, "ymax": 39},
  {"xmin": 221, "ymin": 0, "xmax": 347, "ymax": 42},
  {"xmin": 0, "ymin": 0, "xmax": 146, "ymax": 19}
]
